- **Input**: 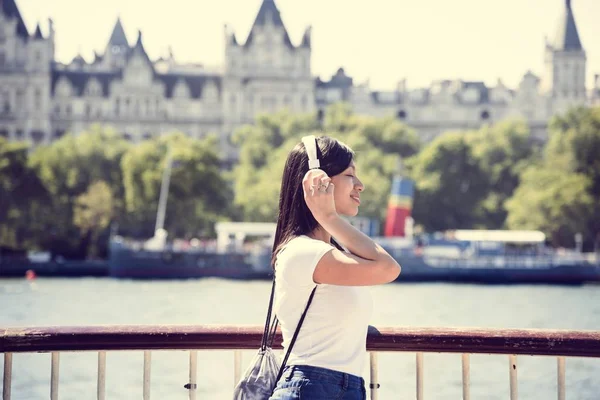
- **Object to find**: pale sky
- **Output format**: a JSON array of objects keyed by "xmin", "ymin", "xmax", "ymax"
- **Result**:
[{"xmin": 16, "ymin": 0, "xmax": 600, "ymax": 90}]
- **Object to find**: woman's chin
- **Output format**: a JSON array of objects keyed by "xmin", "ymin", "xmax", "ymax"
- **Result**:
[{"xmin": 339, "ymin": 207, "xmax": 359, "ymax": 217}]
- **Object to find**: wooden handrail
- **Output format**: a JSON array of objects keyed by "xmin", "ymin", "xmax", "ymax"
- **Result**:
[{"xmin": 1, "ymin": 325, "xmax": 600, "ymax": 357}]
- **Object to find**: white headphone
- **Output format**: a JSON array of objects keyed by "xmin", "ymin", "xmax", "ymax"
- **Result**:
[{"xmin": 301, "ymin": 135, "xmax": 320, "ymax": 169}]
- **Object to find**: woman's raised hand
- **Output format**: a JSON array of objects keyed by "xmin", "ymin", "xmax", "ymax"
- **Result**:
[{"xmin": 302, "ymin": 169, "xmax": 336, "ymax": 220}]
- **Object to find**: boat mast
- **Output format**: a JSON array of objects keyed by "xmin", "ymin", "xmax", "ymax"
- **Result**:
[{"xmin": 154, "ymin": 149, "xmax": 173, "ymax": 233}]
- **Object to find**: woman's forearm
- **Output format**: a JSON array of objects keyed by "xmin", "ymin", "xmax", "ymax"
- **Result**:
[{"xmin": 318, "ymin": 213, "xmax": 395, "ymax": 263}]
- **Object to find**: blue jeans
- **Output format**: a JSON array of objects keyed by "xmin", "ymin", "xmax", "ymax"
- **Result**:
[{"xmin": 269, "ymin": 365, "xmax": 367, "ymax": 400}]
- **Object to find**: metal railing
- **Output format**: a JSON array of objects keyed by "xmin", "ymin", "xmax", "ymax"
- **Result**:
[{"xmin": 1, "ymin": 325, "xmax": 599, "ymax": 399}]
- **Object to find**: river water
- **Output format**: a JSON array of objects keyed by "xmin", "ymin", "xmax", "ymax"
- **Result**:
[{"xmin": 1, "ymin": 278, "xmax": 599, "ymax": 399}]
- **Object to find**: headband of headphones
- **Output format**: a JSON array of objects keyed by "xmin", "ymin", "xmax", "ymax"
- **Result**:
[{"xmin": 301, "ymin": 135, "xmax": 320, "ymax": 169}]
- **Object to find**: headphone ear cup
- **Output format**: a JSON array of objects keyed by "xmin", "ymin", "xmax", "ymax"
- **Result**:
[{"xmin": 302, "ymin": 135, "xmax": 320, "ymax": 170}]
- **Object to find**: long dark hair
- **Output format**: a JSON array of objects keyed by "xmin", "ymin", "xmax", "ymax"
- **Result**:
[{"xmin": 271, "ymin": 136, "xmax": 354, "ymax": 267}]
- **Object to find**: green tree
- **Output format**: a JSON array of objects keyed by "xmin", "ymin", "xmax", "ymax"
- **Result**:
[
  {"xmin": 73, "ymin": 181, "xmax": 115, "ymax": 258},
  {"xmin": 232, "ymin": 104, "xmax": 420, "ymax": 226},
  {"xmin": 28, "ymin": 125, "xmax": 130, "ymax": 257},
  {"xmin": 506, "ymin": 107, "xmax": 600, "ymax": 248},
  {"xmin": 466, "ymin": 120, "xmax": 536, "ymax": 228},
  {"xmin": 0, "ymin": 138, "xmax": 50, "ymax": 249},
  {"xmin": 120, "ymin": 132, "xmax": 231, "ymax": 239},
  {"xmin": 408, "ymin": 133, "xmax": 488, "ymax": 231},
  {"xmin": 506, "ymin": 168, "xmax": 593, "ymax": 247}
]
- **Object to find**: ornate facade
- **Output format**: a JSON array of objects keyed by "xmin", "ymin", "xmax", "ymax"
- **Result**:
[{"xmin": 0, "ymin": 0, "xmax": 598, "ymax": 162}]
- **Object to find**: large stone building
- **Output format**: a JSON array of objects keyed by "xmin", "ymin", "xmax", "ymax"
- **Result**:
[{"xmin": 1, "ymin": 0, "xmax": 599, "ymax": 162}]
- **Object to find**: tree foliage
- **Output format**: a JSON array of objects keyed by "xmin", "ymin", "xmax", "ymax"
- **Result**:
[
  {"xmin": 506, "ymin": 107, "xmax": 600, "ymax": 248},
  {"xmin": 2, "ymin": 105, "xmax": 599, "ymax": 255},
  {"xmin": 232, "ymin": 104, "xmax": 421, "ymax": 224},
  {"xmin": 0, "ymin": 138, "xmax": 50, "ymax": 249},
  {"xmin": 120, "ymin": 132, "xmax": 232, "ymax": 238},
  {"xmin": 408, "ymin": 133, "xmax": 489, "ymax": 231},
  {"xmin": 28, "ymin": 125, "xmax": 130, "ymax": 257}
]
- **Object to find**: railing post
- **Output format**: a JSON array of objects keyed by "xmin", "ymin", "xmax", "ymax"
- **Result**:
[
  {"xmin": 143, "ymin": 351, "xmax": 151, "ymax": 400},
  {"xmin": 416, "ymin": 352, "xmax": 424, "ymax": 400},
  {"xmin": 3, "ymin": 353, "xmax": 12, "ymax": 400},
  {"xmin": 188, "ymin": 351, "xmax": 197, "ymax": 400},
  {"xmin": 97, "ymin": 351, "xmax": 106, "ymax": 400},
  {"xmin": 462, "ymin": 353, "xmax": 470, "ymax": 400},
  {"xmin": 51, "ymin": 352, "xmax": 60, "ymax": 400},
  {"xmin": 557, "ymin": 357, "xmax": 566, "ymax": 400},
  {"xmin": 509, "ymin": 354, "xmax": 518, "ymax": 400},
  {"xmin": 233, "ymin": 350, "xmax": 242, "ymax": 387},
  {"xmin": 369, "ymin": 352, "xmax": 379, "ymax": 400}
]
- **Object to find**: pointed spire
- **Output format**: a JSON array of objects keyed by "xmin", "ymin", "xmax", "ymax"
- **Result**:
[
  {"xmin": 553, "ymin": 0, "xmax": 583, "ymax": 51},
  {"xmin": 244, "ymin": 0, "xmax": 293, "ymax": 49},
  {"xmin": 135, "ymin": 30, "xmax": 143, "ymax": 46},
  {"xmin": 252, "ymin": 0, "xmax": 284, "ymax": 27},
  {"xmin": 71, "ymin": 52, "xmax": 86, "ymax": 67},
  {"xmin": 33, "ymin": 23, "xmax": 44, "ymax": 39},
  {"xmin": 2, "ymin": 0, "xmax": 30, "ymax": 38},
  {"xmin": 127, "ymin": 30, "xmax": 154, "ymax": 70},
  {"xmin": 108, "ymin": 17, "xmax": 129, "ymax": 47},
  {"xmin": 301, "ymin": 26, "xmax": 311, "ymax": 48}
]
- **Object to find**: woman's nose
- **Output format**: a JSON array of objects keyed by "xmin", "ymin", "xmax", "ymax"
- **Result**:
[{"xmin": 355, "ymin": 179, "xmax": 364, "ymax": 192}]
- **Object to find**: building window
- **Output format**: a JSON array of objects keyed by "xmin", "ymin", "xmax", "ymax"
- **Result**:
[
  {"xmin": 1, "ymin": 91, "xmax": 9, "ymax": 113},
  {"xmin": 16, "ymin": 90, "xmax": 24, "ymax": 109},
  {"xmin": 481, "ymin": 110, "xmax": 490, "ymax": 120},
  {"xmin": 396, "ymin": 110, "xmax": 407, "ymax": 120},
  {"xmin": 66, "ymin": 105, "xmax": 72, "ymax": 116},
  {"xmin": 34, "ymin": 89, "xmax": 42, "ymax": 109},
  {"xmin": 0, "ymin": 129, "xmax": 8, "ymax": 138},
  {"xmin": 15, "ymin": 130, "xmax": 24, "ymax": 139},
  {"xmin": 31, "ymin": 131, "xmax": 45, "ymax": 143},
  {"xmin": 0, "ymin": 52, "xmax": 5, "ymax": 66},
  {"xmin": 85, "ymin": 104, "xmax": 91, "ymax": 118}
]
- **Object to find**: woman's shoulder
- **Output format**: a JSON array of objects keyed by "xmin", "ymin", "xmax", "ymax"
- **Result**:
[
  {"xmin": 276, "ymin": 235, "xmax": 335, "ymax": 286},
  {"xmin": 277, "ymin": 235, "xmax": 334, "ymax": 265},
  {"xmin": 281, "ymin": 235, "xmax": 332, "ymax": 253}
]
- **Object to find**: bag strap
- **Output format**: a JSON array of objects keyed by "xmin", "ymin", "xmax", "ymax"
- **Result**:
[
  {"xmin": 274, "ymin": 286, "xmax": 317, "ymax": 384},
  {"xmin": 260, "ymin": 278, "xmax": 277, "ymax": 351}
]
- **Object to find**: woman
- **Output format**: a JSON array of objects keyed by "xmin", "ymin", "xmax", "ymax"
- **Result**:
[{"xmin": 269, "ymin": 135, "xmax": 401, "ymax": 400}]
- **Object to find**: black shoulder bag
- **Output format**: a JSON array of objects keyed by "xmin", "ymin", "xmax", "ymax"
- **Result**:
[{"xmin": 232, "ymin": 275, "xmax": 316, "ymax": 399}]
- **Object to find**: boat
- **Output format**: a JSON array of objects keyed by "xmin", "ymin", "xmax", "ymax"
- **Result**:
[
  {"xmin": 108, "ymin": 150, "xmax": 275, "ymax": 279},
  {"xmin": 0, "ymin": 248, "xmax": 108, "ymax": 278},
  {"xmin": 108, "ymin": 156, "xmax": 600, "ymax": 283},
  {"xmin": 376, "ymin": 173, "xmax": 600, "ymax": 284},
  {"xmin": 108, "ymin": 223, "xmax": 273, "ymax": 280},
  {"xmin": 375, "ymin": 231, "xmax": 600, "ymax": 285}
]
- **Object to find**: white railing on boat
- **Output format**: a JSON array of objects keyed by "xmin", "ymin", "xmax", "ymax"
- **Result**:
[{"xmin": 1, "ymin": 325, "xmax": 599, "ymax": 399}]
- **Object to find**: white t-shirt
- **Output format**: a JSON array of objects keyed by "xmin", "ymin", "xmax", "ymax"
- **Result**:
[{"xmin": 274, "ymin": 235, "xmax": 373, "ymax": 377}]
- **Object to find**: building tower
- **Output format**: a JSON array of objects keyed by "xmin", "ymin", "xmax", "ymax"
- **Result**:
[{"xmin": 543, "ymin": 0, "xmax": 587, "ymax": 113}]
